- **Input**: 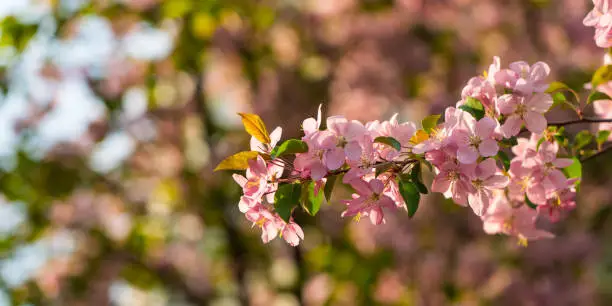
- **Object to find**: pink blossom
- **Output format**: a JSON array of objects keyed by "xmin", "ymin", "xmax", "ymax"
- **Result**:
[
  {"xmin": 251, "ymin": 126, "xmax": 282, "ymax": 153},
  {"xmin": 583, "ymin": 0, "xmax": 612, "ymax": 48},
  {"xmin": 303, "ymin": 104, "xmax": 323, "ymax": 136},
  {"xmin": 461, "ymin": 77, "xmax": 497, "ymax": 110},
  {"xmin": 243, "ymin": 204, "xmax": 282, "ymax": 243},
  {"xmin": 498, "ymin": 93, "xmax": 553, "ymax": 137},
  {"xmin": 425, "ymin": 144, "xmax": 457, "ymax": 167},
  {"xmin": 450, "ymin": 112, "xmax": 500, "ymax": 164},
  {"xmin": 464, "ymin": 158, "xmax": 509, "ymax": 216},
  {"xmin": 233, "ymin": 156, "xmax": 283, "ymax": 201},
  {"xmin": 508, "ymin": 61, "xmax": 551, "ymax": 94},
  {"xmin": 593, "ymin": 83, "xmax": 612, "ymax": 139},
  {"xmin": 382, "ymin": 177, "xmax": 408, "ymax": 210},
  {"xmin": 327, "ymin": 116, "xmax": 367, "ymax": 161},
  {"xmin": 486, "ymin": 56, "xmax": 501, "ymax": 85},
  {"xmin": 431, "ymin": 161, "xmax": 474, "ymax": 206},
  {"xmin": 341, "ymin": 179, "xmax": 396, "ymax": 225},
  {"xmin": 372, "ymin": 114, "xmax": 416, "ymax": 160},
  {"xmin": 507, "ymin": 160, "xmax": 548, "ymax": 205},
  {"xmin": 537, "ymin": 179, "xmax": 577, "ymax": 223},
  {"xmin": 412, "ymin": 107, "xmax": 456, "ymax": 154},
  {"xmin": 486, "ymin": 56, "xmax": 520, "ymax": 90},
  {"xmin": 534, "ymin": 141, "xmax": 574, "ymax": 191},
  {"xmin": 380, "ymin": 114, "xmax": 416, "ymax": 144},
  {"xmin": 281, "ymin": 222, "xmax": 305, "ymax": 246},
  {"xmin": 296, "ymin": 130, "xmax": 344, "ymax": 180},
  {"xmin": 482, "ymin": 193, "xmax": 554, "ymax": 241},
  {"xmin": 243, "ymin": 203, "xmax": 305, "ymax": 246},
  {"xmin": 342, "ymin": 139, "xmax": 376, "ymax": 184},
  {"xmin": 511, "ymin": 133, "xmax": 541, "ymax": 168}
]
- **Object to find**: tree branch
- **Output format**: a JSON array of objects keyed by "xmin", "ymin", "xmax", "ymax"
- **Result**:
[
  {"xmin": 548, "ymin": 118, "xmax": 612, "ymax": 127},
  {"xmin": 581, "ymin": 145, "xmax": 612, "ymax": 162}
]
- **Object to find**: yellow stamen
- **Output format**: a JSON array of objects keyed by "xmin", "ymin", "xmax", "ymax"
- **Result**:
[{"xmin": 517, "ymin": 235, "xmax": 528, "ymax": 247}]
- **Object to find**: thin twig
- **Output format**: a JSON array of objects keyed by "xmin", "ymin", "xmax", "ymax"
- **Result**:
[{"xmin": 548, "ymin": 118, "xmax": 612, "ymax": 127}]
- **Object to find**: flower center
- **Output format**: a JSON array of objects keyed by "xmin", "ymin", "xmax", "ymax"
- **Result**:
[
  {"xmin": 515, "ymin": 102, "xmax": 527, "ymax": 117},
  {"xmin": 368, "ymin": 193, "xmax": 381, "ymax": 203},
  {"xmin": 472, "ymin": 178, "xmax": 484, "ymax": 189},
  {"xmin": 337, "ymin": 136, "xmax": 348, "ymax": 148},
  {"xmin": 447, "ymin": 170, "xmax": 459, "ymax": 181},
  {"xmin": 469, "ymin": 135, "xmax": 482, "ymax": 148},
  {"xmin": 519, "ymin": 67, "xmax": 529, "ymax": 79},
  {"xmin": 315, "ymin": 149, "xmax": 324, "ymax": 159}
]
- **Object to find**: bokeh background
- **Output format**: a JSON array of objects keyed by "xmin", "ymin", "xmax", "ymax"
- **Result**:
[{"xmin": 1, "ymin": 0, "xmax": 612, "ymax": 305}]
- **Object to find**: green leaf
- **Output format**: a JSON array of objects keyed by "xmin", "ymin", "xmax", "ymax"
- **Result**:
[
  {"xmin": 546, "ymin": 81, "xmax": 580, "ymax": 102},
  {"xmin": 409, "ymin": 163, "xmax": 428, "ymax": 194},
  {"xmin": 573, "ymin": 130, "xmax": 593, "ymax": 151},
  {"xmin": 301, "ymin": 182, "xmax": 324, "ymax": 216},
  {"xmin": 459, "ymin": 97, "xmax": 485, "ymax": 120},
  {"xmin": 546, "ymin": 81, "xmax": 571, "ymax": 94},
  {"xmin": 270, "ymin": 139, "xmax": 308, "ymax": 159},
  {"xmin": 592, "ymin": 65, "xmax": 612, "ymax": 88},
  {"xmin": 587, "ymin": 91, "xmax": 612, "ymax": 104},
  {"xmin": 374, "ymin": 136, "xmax": 401, "ymax": 151},
  {"xmin": 563, "ymin": 157, "xmax": 582, "ymax": 185},
  {"xmin": 238, "ymin": 113, "xmax": 271, "ymax": 144},
  {"xmin": 554, "ymin": 134, "xmax": 569, "ymax": 147},
  {"xmin": 497, "ymin": 151, "xmax": 511, "ymax": 171},
  {"xmin": 551, "ymin": 92, "xmax": 566, "ymax": 108},
  {"xmin": 398, "ymin": 178, "xmax": 420, "ymax": 218},
  {"xmin": 536, "ymin": 137, "xmax": 546, "ymax": 151},
  {"xmin": 214, "ymin": 151, "xmax": 260, "ymax": 171},
  {"xmin": 597, "ymin": 130, "xmax": 611, "ymax": 149},
  {"xmin": 274, "ymin": 183, "xmax": 302, "ymax": 222},
  {"xmin": 421, "ymin": 114, "xmax": 441, "ymax": 133},
  {"xmin": 323, "ymin": 175, "xmax": 338, "ymax": 202}
]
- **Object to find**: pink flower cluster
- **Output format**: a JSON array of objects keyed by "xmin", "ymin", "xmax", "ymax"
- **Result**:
[
  {"xmin": 584, "ymin": 0, "xmax": 612, "ymax": 48},
  {"xmin": 295, "ymin": 108, "xmax": 417, "ymax": 225},
  {"xmin": 227, "ymin": 57, "xmax": 593, "ymax": 247},
  {"xmin": 233, "ymin": 129, "xmax": 306, "ymax": 246},
  {"xmin": 222, "ymin": 2, "xmax": 612, "ymax": 247},
  {"xmin": 423, "ymin": 57, "xmax": 576, "ymax": 240}
]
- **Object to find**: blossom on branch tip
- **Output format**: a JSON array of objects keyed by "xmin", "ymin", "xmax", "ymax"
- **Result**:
[{"xmin": 584, "ymin": 0, "xmax": 612, "ymax": 48}]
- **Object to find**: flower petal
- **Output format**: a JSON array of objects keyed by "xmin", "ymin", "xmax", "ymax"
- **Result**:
[
  {"xmin": 529, "ymin": 62, "xmax": 550, "ymax": 82},
  {"xmin": 431, "ymin": 174, "xmax": 452, "ymax": 193},
  {"xmin": 324, "ymin": 148, "xmax": 345, "ymax": 170},
  {"xmin": 475, "ymin": 117, "xmax": 498, "ymax": 138},
  {"xmin": 484, "ymin": 175, "xmax": 510, "ymax": 189},
  {"xmin": 269, "ymin": 127, "xmax": 283, "ymax": 148},
  {"xmin": 527, "ymin": 93, "xmax": 553, "ymax": 113},
  {"xmin": 524, "ymin": 111, "xmax": 547, "ymax": 134},
  {"xmin": 476, "ymin": 158, "xmax": 497, "ymax": 178},
  {"xmin": 369, "ymin": 179, "xmax": 385, "ymax": 194},
  {"xmin": 457, "ymin": 145, "xmax": 479, "ymax": 164},
  {"xmin": 501, "ymin": 115, "xmax": 523, "ymax": 137},
  {"xmin": 344, "ymin": 141, "xmax": 362, "ymax": 161},
  {"xmin": 478, "ymin": 139, "xmax": 499, "ymax": 157},
  {"xmin": 369, "ymin": 207, "xmax": 385, "ymax": 225}
]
